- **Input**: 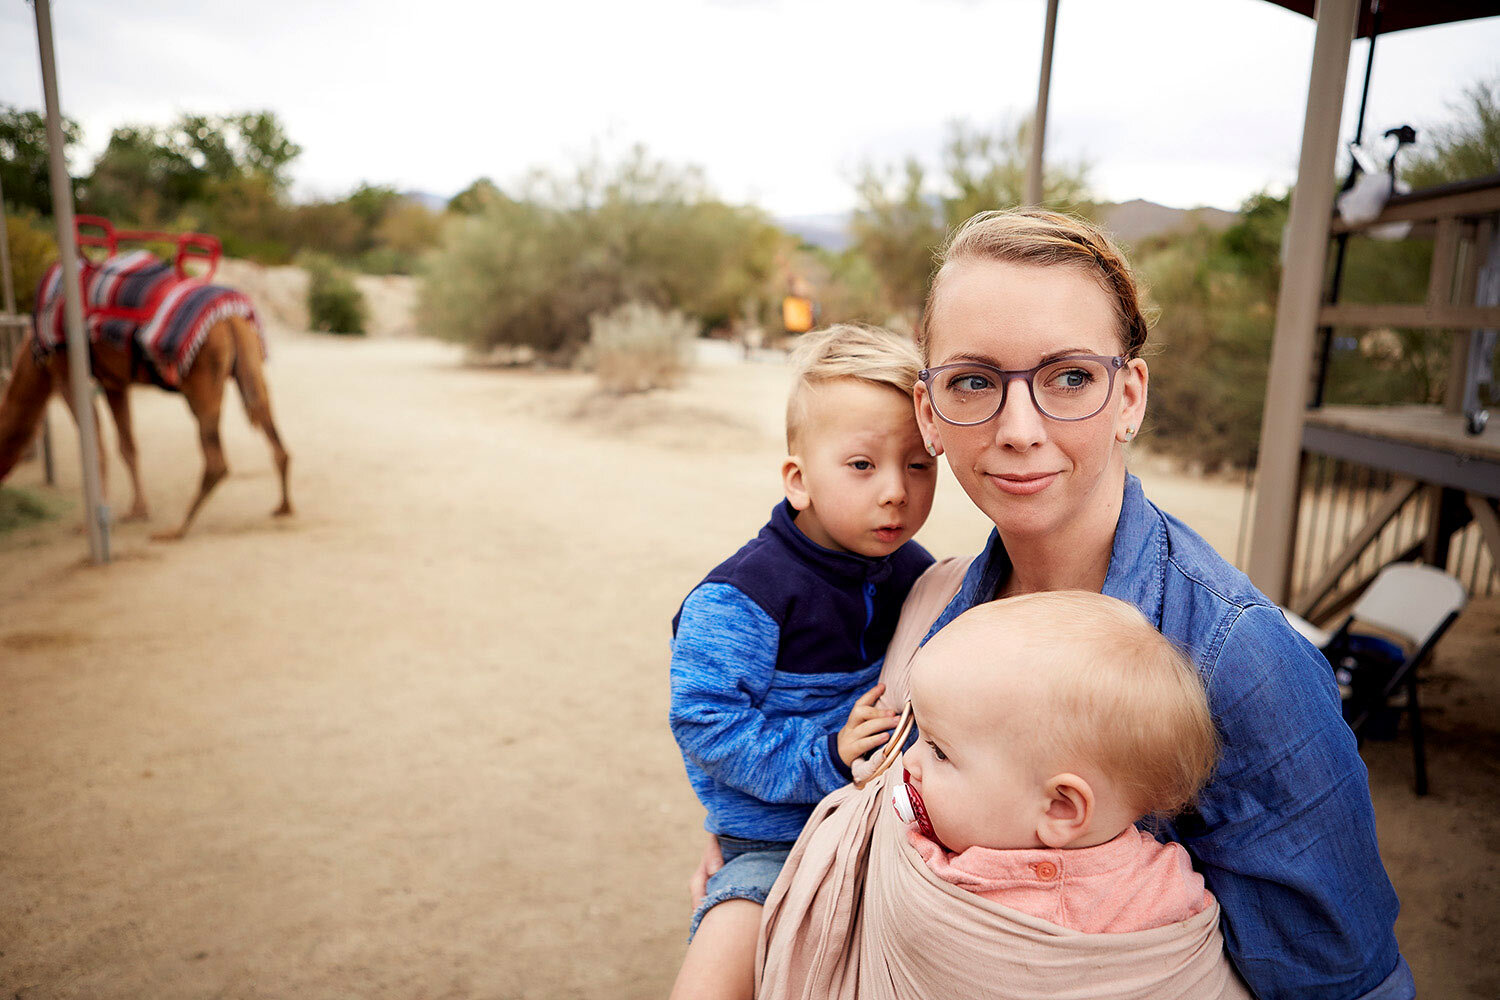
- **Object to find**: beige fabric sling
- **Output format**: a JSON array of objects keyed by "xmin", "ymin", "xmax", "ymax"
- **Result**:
[{"xmin": 756, "ymin": 557, "xmax": 1252, "ymax": 1000}]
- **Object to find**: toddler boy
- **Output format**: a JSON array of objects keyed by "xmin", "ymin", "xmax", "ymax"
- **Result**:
[{"xmin": 668, "ymin": 324, "xmax": 939, "ymax": 999}]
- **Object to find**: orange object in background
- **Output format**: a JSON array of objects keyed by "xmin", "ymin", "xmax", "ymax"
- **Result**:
[{"xmin": 782, "ymin": 295, "xmax": 814, "ymax": 335}]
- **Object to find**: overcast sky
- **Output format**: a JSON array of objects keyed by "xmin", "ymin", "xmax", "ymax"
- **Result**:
[{"xmin": 2, "ymin": 1, "xmax": 1496, "ymax": 217}]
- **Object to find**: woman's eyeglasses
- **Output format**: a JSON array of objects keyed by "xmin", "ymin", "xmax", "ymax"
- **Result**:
[{"xmin": 919, "ymin": 354, "xmax": 1125, "ymax": 425}]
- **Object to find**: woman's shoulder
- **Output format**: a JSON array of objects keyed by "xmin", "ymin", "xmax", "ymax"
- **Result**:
[
  {"xmin": 1130, "ymin": 488, "xmax": 1320, "ymax": 679},
  {"xmin": 1146, "ymin": 496, "xmax": 1276, "ymax": 618}
]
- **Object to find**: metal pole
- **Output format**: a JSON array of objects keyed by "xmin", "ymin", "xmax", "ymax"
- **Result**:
[
  {"xmin": 33, "ymin": 0, "xmax": 108, "ymax": 562},
  {"xmin": 1025, "ymin": 0, "xmax": 1059, "ymax": 207},
  {"xmin": 1312, "ymin": 0, "xmax": 1381, "ymax": 408},
  {"xmin": 1246, "ymin": 0, "xmax": 1360, "ymax": 603}
]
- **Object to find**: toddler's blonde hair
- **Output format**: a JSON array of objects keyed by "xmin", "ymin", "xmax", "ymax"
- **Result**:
[
  {"xmin": 785, "ymin": 324, "xmax": 922, "ymax": 450},
  {"xmin": 949, "ymin": 591, "xmax": 1218, "ymax": 820}
]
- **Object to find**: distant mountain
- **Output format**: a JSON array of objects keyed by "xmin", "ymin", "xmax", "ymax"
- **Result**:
[
  {"xmin": 774, "ymin": 199, "xmax": 1237, "ymax": 254},
  {"xmin": 776, "ymin": 212, "xmax": 854, "ymax": 252},
  {"xmin": 1096, "ymin": 199, "xmax": 1237, "ymax": 246},
  {"xmin": 403, "ymin": 190, "xmax": 451, "ymax": 213}
]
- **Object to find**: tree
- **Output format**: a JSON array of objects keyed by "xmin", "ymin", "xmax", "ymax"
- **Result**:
[
  {"xmin": 0, "ymin": 104, "xmax": 82, "ymax": 215},
  {"xmin": 1402, "ymin": 77, "xmax": 1500, "ymax": 189},
  {"xmin": 82, "ymin": 110, "xmax": 301, "ymax": 224},
  {"xmin": 850, "ymin": 119, "xmax": 1092, "ymax": 319},
  {"xmin": 448, "ymin": 177, "xmax": 505, "ymax": 215}
]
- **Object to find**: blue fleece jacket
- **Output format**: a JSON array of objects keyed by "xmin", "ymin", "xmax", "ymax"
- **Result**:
[{"xmin": 669, "ymin": 500, "xmax": 933, "ymax": 841}]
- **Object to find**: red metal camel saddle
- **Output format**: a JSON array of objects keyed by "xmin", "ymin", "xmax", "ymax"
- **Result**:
[{"xmin": 31, "ymin": 216, "xmax": 260, "ymax": 389}]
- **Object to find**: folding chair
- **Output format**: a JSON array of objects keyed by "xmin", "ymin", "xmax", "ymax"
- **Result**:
[{"xmin": 1312, "ymin": 563, "xmax": 1468, "ymax": 795}]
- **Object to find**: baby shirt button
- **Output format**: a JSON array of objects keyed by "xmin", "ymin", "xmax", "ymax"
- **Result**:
[{"xmin": 1034, "ymin": 861, "xmax": 1058, "ymax": 880}]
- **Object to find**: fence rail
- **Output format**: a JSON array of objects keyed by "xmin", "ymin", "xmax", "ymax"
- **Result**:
[{"xmin": 1236, "ymin": 453, "xmax": 1497, "ymax": 623}]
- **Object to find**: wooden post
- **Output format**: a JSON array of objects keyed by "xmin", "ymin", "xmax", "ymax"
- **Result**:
[
  {"xmin": 34, "ymin": 0, "xmax": 109, "ymax": 563},
  {"xmin": 1025, "ymin": 0, "xmax": 1060, "ymax": 208},
  {"xmin": 1246, "ymin": 0, "xmax": 1360, "ymax": 603}
]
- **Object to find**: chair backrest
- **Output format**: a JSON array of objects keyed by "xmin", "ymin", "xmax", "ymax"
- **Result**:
[{"xmin": 1350, "ymin": 563, "xmax": 1468, "ymax": 647}]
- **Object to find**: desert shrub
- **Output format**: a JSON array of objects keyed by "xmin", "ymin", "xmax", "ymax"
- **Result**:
[
  {"xmin": 585, "ymin": 301, "xmax": 697, "ymax": 394},
  {"xmin": 0, "ymin": 486, "xmax": 58, "ymax": 535},
  {"xmin": 419, "ymin": 147, "xmax": 785, "ymax": 362},
  {"xmin": 2, "ymin": 208, "xmax": 58, "ymax": 315},
  {"xmin": 1137, "ymin": 223, "xmax": 1274, "ymax": 468},
  {"xmin": 301, "ymin": 252, "xmax": 366, "ymax": 334}
]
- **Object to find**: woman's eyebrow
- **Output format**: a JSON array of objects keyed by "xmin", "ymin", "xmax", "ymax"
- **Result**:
[{"xmin": 942, "ymin": 347, "xmax": 1098, "ymax": 367}]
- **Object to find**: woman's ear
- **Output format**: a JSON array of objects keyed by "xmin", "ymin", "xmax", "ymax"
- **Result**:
[
  {"xmin": 1035, "ymin": 773, "xmax": 1095, "ymax": 849},
  {"xmin": 913, "ymin": 383, "xmax": 944, "ymax": 457},
  {"xmin": 782, "ymin": 456, "xmax": 812, "ymax": 511},
  {"xmin": 1115, "ymin": 358, "xmax": 1149, "ymax": 444}
]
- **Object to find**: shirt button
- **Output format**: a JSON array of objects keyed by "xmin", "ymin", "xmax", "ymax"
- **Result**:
[{"xmin": 1034, "ymin": 861, "xmax": 1058, "ymax": 880}]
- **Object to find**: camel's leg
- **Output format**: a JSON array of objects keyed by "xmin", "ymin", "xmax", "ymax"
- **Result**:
[
  {"xmin": 152, "ymin": 361, "xmax": 228, "ymax": 542},
  {"xmin": 229, "ymin": 317, "xmax": 292, "ymax": 517},
  {"xmin": 104, "ymin": 387, "xmax": 148, "ymax": 521},
  {"xmin": 50, "ymin": 353, "xmax": 112, "ymax": 513}
]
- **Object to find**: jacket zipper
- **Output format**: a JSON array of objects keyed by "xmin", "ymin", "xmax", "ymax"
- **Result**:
[{"xmin": 859, "ymin": 581, "xmax": 877, "ymax": 661}]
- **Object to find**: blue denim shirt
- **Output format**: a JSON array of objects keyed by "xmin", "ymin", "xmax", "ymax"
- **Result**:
[{"xmin": 922, "ymin": 474, "xmax": 1412, "ymax": 1000}]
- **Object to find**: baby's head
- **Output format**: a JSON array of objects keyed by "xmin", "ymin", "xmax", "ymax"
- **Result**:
[
  {"xmin": 901, "ymin": 591, "xmax": 1217, "ymax": 853},
  {"xmin": 782, "ymin": 325, "xmax": 937, "ymax": 558}
]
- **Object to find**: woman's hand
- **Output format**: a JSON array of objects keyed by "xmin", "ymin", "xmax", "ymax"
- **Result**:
[
  {"xmin": 837, "ymin": 683, "xmax": 899, "ymax": 767},
  {"xmin": 690, "ymin": 832, "xmax": 724, "ymax": 907}
]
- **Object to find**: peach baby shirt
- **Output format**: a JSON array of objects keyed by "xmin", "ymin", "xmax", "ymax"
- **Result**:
[{"xmin": 908, "ymin": 825, "xmax": 1212, "ymax": 933}]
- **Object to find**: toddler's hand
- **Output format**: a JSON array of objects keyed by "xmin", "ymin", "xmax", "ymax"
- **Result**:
[
  {"xmin": 689, "ymin": 832, "xmax": 723, "ymax": 908},
  {"xmin": 837, "ymin": 683, "xmax": 899, "ymax": 768}
]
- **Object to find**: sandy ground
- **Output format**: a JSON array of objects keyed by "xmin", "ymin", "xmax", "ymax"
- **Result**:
[{"xmin": 1, "ymin": 332, "xmax": 1497, "ymax": 999}]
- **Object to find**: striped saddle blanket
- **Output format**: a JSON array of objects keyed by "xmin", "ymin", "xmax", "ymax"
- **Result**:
[{"xmin": 33, "ymin": 250, "xmax": 261, "ymax": 386}]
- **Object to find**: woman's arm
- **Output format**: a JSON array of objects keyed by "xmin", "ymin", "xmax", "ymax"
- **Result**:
[{"xmin": 1179, "ymin": 604, "xmax": 1411, "ymax": 1000}]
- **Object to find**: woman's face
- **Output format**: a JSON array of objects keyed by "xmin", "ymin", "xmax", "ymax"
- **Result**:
[{"xmin": 915, "ymin": 259, "xmax": 1148, "ymax": 543}]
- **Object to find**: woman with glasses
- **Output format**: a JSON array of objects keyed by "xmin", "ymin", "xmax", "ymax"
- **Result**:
[{"xmin": 746, "ymin": 210, "xmax": 1411, "ymax": 1000}]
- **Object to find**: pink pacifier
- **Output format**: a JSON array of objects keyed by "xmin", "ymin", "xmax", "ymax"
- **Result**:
[{"xmin": 891, "ymin": 768, "xmax": 939, "ymax": 841}]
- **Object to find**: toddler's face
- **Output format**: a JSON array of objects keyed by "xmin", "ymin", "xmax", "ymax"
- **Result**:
[
  {"xmin": 788, "ymin": 379, "xmax": 937, "ymax": 558},
  {"xmin": 901, "ymin": 633, "xmax": 1049, "ymax": 853}
]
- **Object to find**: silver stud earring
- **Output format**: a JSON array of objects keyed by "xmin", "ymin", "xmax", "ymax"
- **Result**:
[
  {"xmin": 1124, "ymin": 426, "xmax": 1135, "ymax": 441},
  {"xmin": 925, "ymin": 440, "xmax": 938, "ymax": 457}
]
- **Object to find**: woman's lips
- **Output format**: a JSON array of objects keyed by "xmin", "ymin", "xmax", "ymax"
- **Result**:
[{"xmin": 987, "ymin": 471, "xmax": 1059, "ymax": 496}]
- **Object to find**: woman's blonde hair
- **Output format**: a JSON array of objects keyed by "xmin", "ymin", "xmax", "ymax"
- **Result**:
[
  {"xmin": 785, "ymin": 324, "xmax": 921, "ymax": 449},
  {"xmin": 919, "ymin": 208, "xmax": 1154, "ymax": 363}
]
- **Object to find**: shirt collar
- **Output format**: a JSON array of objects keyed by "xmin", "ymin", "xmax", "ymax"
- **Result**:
[
  {"xmin": 768, "ymin": 499, "xmax": 897, "ymax": 584},
  {"xmin": 923, "ymin": 473, "xmax": 1167, "ymax": 644},
  {"xmin": 1101, "ymin": 473, "xmax": 1168, "ymax": 629}
]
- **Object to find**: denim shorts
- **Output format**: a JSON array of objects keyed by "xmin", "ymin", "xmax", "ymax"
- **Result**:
[{"xmin": 688, "ymin": 835, "xmax": 795, "ymax": 939}]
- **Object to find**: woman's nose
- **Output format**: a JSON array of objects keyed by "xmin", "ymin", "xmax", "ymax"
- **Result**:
[{"xmin": 991, "ymin": 378, "xmax": 1047, "ymax": 450}]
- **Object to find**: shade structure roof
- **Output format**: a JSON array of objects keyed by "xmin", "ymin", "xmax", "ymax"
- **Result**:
[{"xmin": 1263, "ymin": 0, "xmax": 1500, "ymax": 36}]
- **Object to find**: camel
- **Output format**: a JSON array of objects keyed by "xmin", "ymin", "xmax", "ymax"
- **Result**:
[{"xmin": 0, "ymin": 314, "xmax": 291, "ymax": 541}]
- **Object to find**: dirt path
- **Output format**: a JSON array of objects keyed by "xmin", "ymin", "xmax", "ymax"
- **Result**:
[{"xmin": 1, "ymin": 332, "xmax": 1496, "ymax": 998}]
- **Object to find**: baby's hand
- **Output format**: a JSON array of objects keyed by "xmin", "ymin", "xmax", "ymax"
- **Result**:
[{"xmin": 837, "ymin": 683, "xmax": 899, "ymax": 768}]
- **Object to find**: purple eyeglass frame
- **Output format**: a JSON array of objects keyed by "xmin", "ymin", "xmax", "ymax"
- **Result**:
[{"xmin": 918, "ymin": 354, "xmax": 1126, "ymax": 425}]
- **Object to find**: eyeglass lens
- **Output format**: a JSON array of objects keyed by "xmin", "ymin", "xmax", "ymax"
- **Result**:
[{"xmin": 930, "ymin": 357, "xmax": 1114, "ymax": 423}]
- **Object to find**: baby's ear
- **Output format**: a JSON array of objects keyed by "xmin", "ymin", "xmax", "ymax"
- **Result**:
[
  {"xmin": 1035, "ymin": 773, "xmax": 1094, "ymax": 849},
  {"xmin": 782, "ymin": 456, "xmax": 812, "ymax": 511}
]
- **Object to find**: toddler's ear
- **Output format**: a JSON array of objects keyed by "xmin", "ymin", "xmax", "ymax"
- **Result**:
[
  {"xmin": 1036, "ymin": 773, "xmax": 1094, "ymax": 849},
  {"xmin": 782, "ymin": 456, "xmax": 812, "ymax": 511}
]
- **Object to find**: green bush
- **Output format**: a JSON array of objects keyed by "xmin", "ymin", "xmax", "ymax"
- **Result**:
[
  {"xmin": 419, "ymin": 147, "xmax": 785, "ymax": 363},
  {"xmin": 0, "ymin": 486, "xmax": 58, "ymax": 535},
  {"xmin": 2, "ymin": 208, "xmax": 58, "ymax": 315},
  {"xmin": 301, "ymin": 252, "xmax": 366, "ymax": 334},
  {"xmin": 585, "ymin": 301, "xmax": 697, "ymax": 394}
]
